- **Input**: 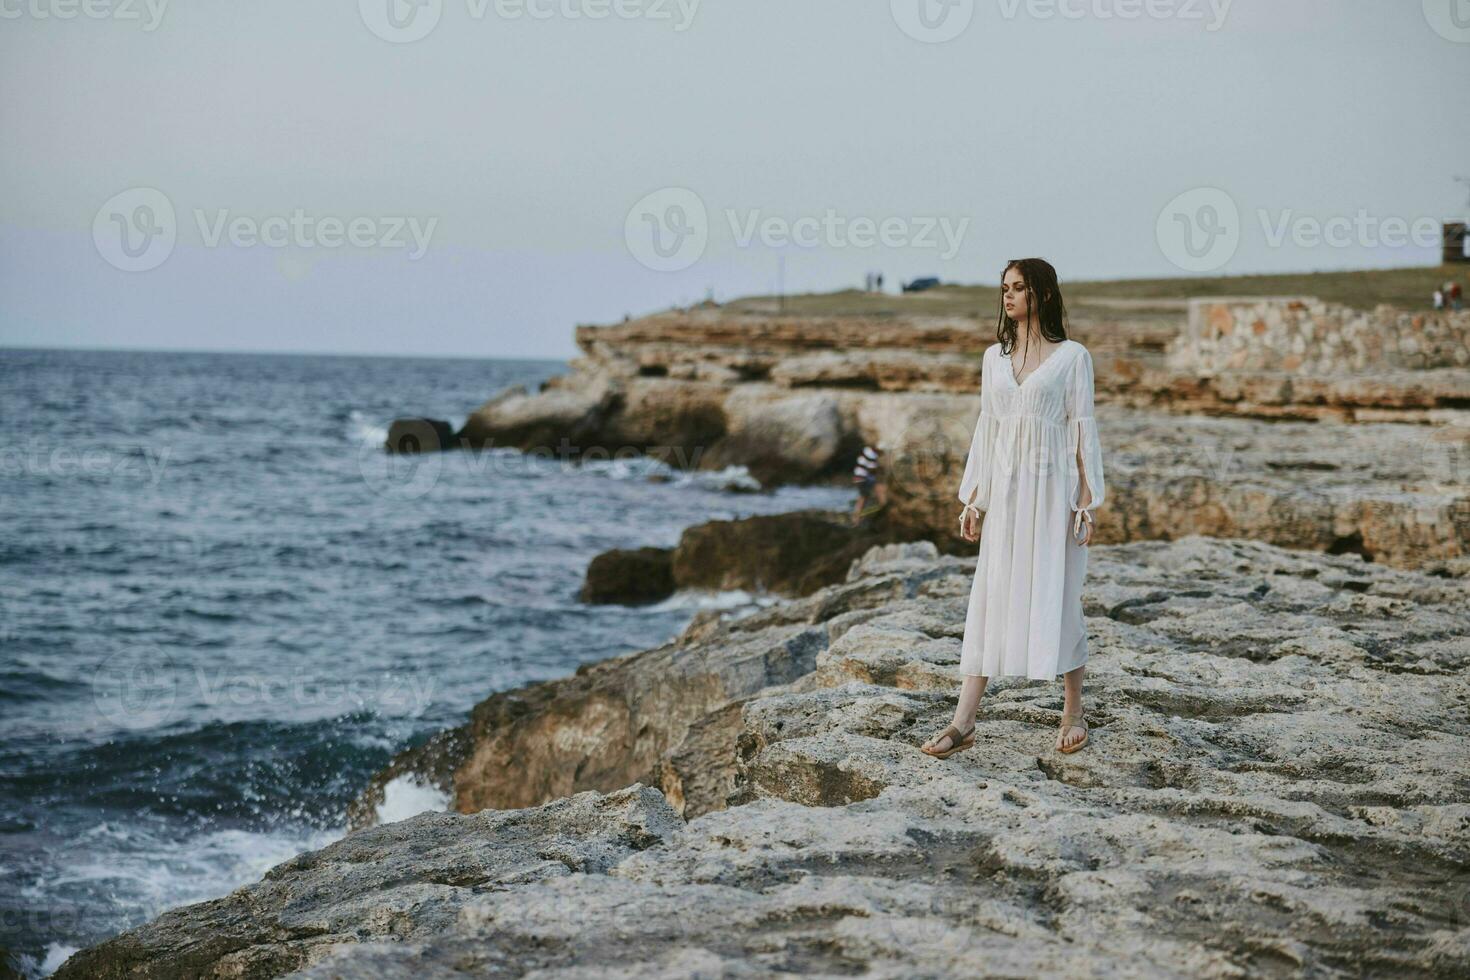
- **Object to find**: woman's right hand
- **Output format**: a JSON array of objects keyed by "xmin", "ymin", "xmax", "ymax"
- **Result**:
[{"xmin": 959, "ymin": 505, "xmax": 980, "ymax": 542}]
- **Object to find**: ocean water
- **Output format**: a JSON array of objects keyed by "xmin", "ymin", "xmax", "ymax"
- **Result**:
[{"xmin": 0, "ymin": 348, "xmax": 849, "ymax": 975}]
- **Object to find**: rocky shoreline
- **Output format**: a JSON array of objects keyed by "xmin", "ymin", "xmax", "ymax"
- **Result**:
[
  {"xmin": 56, "ymin": 536, "xmax": 1470, "ymax": 978},
  {"xmin": 391, "ymin": 297, "xmax": 1470, "ymax": 567},
  {"xmin": 54, "ymin": 289, "xmax": 1470, "ymax": 978}
]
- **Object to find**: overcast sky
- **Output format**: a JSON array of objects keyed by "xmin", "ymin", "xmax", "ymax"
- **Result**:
[{"xmin": 1, "ymin": 0, "xmax": 1467, "ymax": 359}]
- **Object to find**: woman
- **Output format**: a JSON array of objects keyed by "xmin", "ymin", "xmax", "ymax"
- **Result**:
[{"xmin": 921, "ymin": 258, "xmax": 1105, "ymax": 759}]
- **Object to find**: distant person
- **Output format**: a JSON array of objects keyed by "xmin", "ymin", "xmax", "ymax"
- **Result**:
[
  {"xmin": 876, "ymin": 273, "xmax": 884, "ymax": 292},
  {"xmin": 1451, "ymin": 282, "xmax": 1463, "ymax": 311},
  {"xmin": 1434, "ymin": 289, "xmax": 1445, "ymax": 310},
  {"xmin": 851, "ymin": 445, "xmax": 884, "ymax": 526}
]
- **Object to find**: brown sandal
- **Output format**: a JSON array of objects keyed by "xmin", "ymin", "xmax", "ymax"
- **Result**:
[
  {"xmin": 921, "ymin": 722, "xmax": 975, "ymax": 759},
  {"xmin": 1057, "ymin": 711, "xmax": 1089, "ymax": 754}
]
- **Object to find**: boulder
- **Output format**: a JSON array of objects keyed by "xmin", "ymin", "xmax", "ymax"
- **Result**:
[
  {"xmin": 579, "ymin": 547, "xmax": 675, "ymax": 604},
  {"xmin": 385, "ymin": 418, "xmax": 456, "ymax": 453},
  {"xmin": 670, "ymin": 508, "xmax": 900, "ymax": 596},
  {"xmin": 456, "ymin": 376, "xmax": 618, "ymax": 453},
  {"xmin": 699, "ymin": 389, "xmax": 849, "ymax": 484}
]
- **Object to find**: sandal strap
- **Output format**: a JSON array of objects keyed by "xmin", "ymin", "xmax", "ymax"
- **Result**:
[{"xmin": 933, "ymin": 722, "xmax": 973, "ymax": 747}]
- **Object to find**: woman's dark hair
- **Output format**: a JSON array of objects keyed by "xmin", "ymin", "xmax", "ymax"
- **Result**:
[{"xmin": 995, "ymin": 257, "xmax": 1068, "ymax": 355}]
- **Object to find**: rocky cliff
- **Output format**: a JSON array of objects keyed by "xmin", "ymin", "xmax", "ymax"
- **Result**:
[
  {"xmin": 57, "ymin": 538, "xmax": 1470, "ymax": 979},
  {"xmin": 454, "ymin": 301, "xmax": 1470, "ymax": 567}
]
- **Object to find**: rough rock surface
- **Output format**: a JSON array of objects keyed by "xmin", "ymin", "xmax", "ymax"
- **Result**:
[
  {"xmin": 65, "ymin": 538, "xmax": 1470, "ymax": 979},
  {"xmin": 53, "ymin": 786, "xmax": 683, "ymax": 980},
  {"xmin": 883, "ymin": 404, "xmax": 1470, "ymax": 570}
]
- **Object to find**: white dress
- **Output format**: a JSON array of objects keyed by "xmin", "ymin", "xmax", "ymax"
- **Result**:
[{"xmin": 956, "ymin": 339, "xmax": 1106, "ymax": 680}]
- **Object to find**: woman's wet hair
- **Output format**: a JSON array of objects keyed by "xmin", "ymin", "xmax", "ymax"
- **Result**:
[{"xmin": 995, "ymin": 257, "xmax": 1068, "ymax": 354}]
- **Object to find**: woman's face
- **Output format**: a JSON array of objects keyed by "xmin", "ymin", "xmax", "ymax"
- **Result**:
[{"xmin": 1001, "ymin": 267, "xmax": 1030, "ymax": 322}]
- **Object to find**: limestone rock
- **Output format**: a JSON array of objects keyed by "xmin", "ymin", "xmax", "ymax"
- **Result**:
[
  {"xmin": 457, "ymin": 375, "xmax": 618, "ymax": 452},
  {"xmin": 62, "ymin": 537, "xmax": 1470, "ymax": 979},
  {"xmin": 699, "ymin": 389, "xmax": 848, "ymax": 484}
]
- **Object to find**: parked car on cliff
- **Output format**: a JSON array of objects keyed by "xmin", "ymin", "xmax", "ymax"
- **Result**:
[{"xmin": 902, "ymin": 276, "xmax": 941, "ymax": 293}]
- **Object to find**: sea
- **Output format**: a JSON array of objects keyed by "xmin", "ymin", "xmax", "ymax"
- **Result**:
[{"xmin": 0, "ymin": 347, "xmax": 850, "ymax": 976}]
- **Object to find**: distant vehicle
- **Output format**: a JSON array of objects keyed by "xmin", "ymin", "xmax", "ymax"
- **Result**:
[{"xmin": 902, "ymin": 277, "xmax": 941, "ymax": 293}]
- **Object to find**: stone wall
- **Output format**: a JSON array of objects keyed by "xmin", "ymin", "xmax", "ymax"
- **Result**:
[{"xmin": 1173, "ymin": 297, "xmax": 1470, "ymax": 374}]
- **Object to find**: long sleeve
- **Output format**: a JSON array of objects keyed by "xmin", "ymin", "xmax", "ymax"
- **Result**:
[
  {"xmin": 957, "ymin": 350, "xmax": 999, "ymax": 510},
  {"xmin": 1065, "ymin": 346, "xmax": 1105, "ymax": 511}
]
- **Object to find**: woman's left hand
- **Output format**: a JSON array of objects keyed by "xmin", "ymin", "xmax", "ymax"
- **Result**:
[{"xmin": 1072, "ymin": 509, "xmax": 1094, "ymax": 546}]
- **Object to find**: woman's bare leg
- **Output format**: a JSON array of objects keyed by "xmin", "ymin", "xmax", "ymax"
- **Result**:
[
  {"xmin": 1057, "ymin": 664, "xmax": 1086, "ymax": 750},
  {"xmin": 923, "ymin": 673, "xmax": 987, "ymax": 752}
]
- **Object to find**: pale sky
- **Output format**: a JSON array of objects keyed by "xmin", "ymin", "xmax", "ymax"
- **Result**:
[{"xmin": 1, "ymin": 0, "xmax": 1467, "ymax": 358}]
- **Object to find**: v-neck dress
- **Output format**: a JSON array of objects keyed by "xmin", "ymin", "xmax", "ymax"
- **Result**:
[{"xmin": 956, "ymin": 339, "xmax": 1106, "ymax": 680}]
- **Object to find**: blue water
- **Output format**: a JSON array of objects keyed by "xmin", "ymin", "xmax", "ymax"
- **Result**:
[{"xmin": 0, "ymin": 348, "xmax": 848, "ymax": 975}]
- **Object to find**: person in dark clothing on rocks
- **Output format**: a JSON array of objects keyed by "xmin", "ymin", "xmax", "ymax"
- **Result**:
[{"xmin": 851, "ymin": 445, "xmax": 885, "ymax": 526}]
